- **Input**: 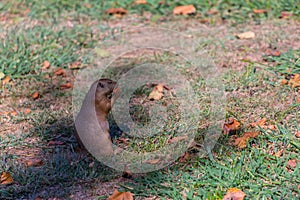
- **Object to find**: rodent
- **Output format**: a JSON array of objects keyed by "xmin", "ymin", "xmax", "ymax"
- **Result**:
[
  {"xmin": 74, "ymin": 78, "xmax": 119, "ymax": 153},
  {"xmin": 94, "ymin": 78, "xmax": 118, "ymax": 142}
]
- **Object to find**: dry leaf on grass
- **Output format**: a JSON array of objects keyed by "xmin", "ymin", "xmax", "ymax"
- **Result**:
[
  {"xmin": 2, "ymin": 76, "xmax": 11, "ymax": 84},
  {"xmin": 42, "ymin": 60, "xmax": 50, "ymax": 69},
  {"xmin": 24, "ymin": 108, "xmax": 31, "ymax": 114},
  {"xmin": 250, "ymin": 118, "xmax": 267, "ymax": 127},
  {"xmin": 223, "ymin": 118, "xmax": 241, "ymax": 135},
  {"xmin": 106, "ymin": 8, "xmax": 128, "ymax": 15},
  {"xmin": 280, "ymin": 79, "xmax": 288, "ymax": 85},
  {"xmin": 295, "ymin": 131, "xmax": 300, "ymax": 138},
  {"xmin": 207, "ymin": 9, "xmax": 218, "ymax": 15},
  {"xmin": 0, "ymin": 171, "xmax": 14, "ymax": 185},
  {"xmin": 32, "ymin": 92, "xmax": 40, "ymax": 100},
  {"xmin": 287, "ymin": 159, "xmax": 298, "ymax": 169},
  {"xmin": 288, "ymin": 74, "xmax": 300, "ymax": 88},
  {"xmin": 236, "ymin": 31, "xmax": 255, "ymax": 39},
  {"xmin": 68, "ymin": 61, "xmax": 82, "ymax": 69},
  {"xmin": 25, "ymin": 158, "xmax": 44, "ymax": 167},
  {"xmin": 273, "ymin": 149, "xmax": 284, "ymax": 157},
  {"xmin": 223, "ymin": 188, "xmax": 246, "ymax": 200},
  {"xmin": 60, "ymin": 83, "xmax": 73, "ymax": 89},
  {"xmin": 108, "ymin": 190, "xmax": 134, "ymax": 200},
  {"xmin": 173, "ymin": 5, "xmax": 196, "ymax": 15},
  {"xmin": 253, "ymin": 9, "xmax": 268, "ymax": 14},
  {"xmin": 133, "ymin": 0, "xmax": 147, "ymax": 5},
  {"xmin": 54, "ymin": 68, "xmax": 66, "ymax": 76},
  {"xmin": 232, "ymin": 132, "xmax": 260, "ymax": 149},
  {"xmin": 148, "ymin": 83, "xmax": 165, "ymax": 100}
]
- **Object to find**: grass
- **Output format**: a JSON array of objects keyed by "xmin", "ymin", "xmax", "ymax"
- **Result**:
[{"xmin": 0, "ymin": 0, "xmax": 300, "ymax": 199}]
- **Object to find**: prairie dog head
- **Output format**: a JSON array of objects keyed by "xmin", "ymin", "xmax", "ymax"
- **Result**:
[{"xmin": 95, "ymin": 78, "xmax": 117, "ymax": 115}]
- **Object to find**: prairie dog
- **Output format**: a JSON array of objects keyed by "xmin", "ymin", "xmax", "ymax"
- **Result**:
[
  {"xmin": 75, "ymin": 78, "xmax": 119, "ymax": 149},
  {"xmin": 94, "ymin": 78, "xmax": 118, "ymax": 141}
]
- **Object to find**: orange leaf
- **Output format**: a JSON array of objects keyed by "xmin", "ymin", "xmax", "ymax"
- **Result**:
[
  {"xmin": 280, "ymin": 11, "xmax": 292, "ymax": 18},
  {"xmin": 295, "ymin": 131, "xmax": 300, "ymax": 138},
  {"xmin": 223, "ymin": 118, "xmax": 241, "ymax": 134},
  {"xmin": 68, "ymin": 61, "xmax": 82, "ymax": 69},
  {"xmin": 288, "ymin": 74, "xmax": 300, "ymax": 88},
  {"xmin": 223, "ymin": 188, "xmax": 246, "ymax": 200},
  {"xmin": 148, "ymin": 83, "xmax": 165, "ymax": 100},
  {"xmin": 32, "ymin": 92, "xmax": 40, "ymax": 100},
  {"xmin": 253, "ymin": 9, "xmax": 268, "ymax": 14},
  {"xmin": 133, "ymin": 0, "xmax": 147, "ymax": 5},
  {"xmin": 42, "ymin": 60, "xmax": 50, "ymax": 69},
  {"xmin": 24, "ymin": 108, "xmax": 31, "ymax": 114},
  {"xmin": 173, "ymin": 5, "xmax": 196, "ymax": 15},
  {"xmin": 60, "ymin": 83, "xmax": 73, "ymax": 89},
  {"xmin": 273, "ymin": 149, "xmax": 284, "ymax": 157},
  {"xmin": 287, "ymin": 159, "xmax": 297, "ymax": 169},
  {"xmin": 106, "ymin": 8, "xmax": 128, "ymax": 15},
  {"xmin": 108, "ymin": 190, "xmax": 134, "ymax": 200},
  {"xmin": 54, "ymin": 68, "xmax": 66, "ymax": 76},
  {"xmin": 2, "ymin": 76, "xmax": 11, "ymax": 84},
  {"xmin": 207, "ymin": 9, "xmax": 218, "ymax": 15},
  {"xmin": 250, "ymin": 118, "xmax": 267, "ymax": 127},
  {"xmin": 0, "ymin": 171, "xmax": 14, "ymax": 185},
  {"xmin": 233, "ymin": 132, "xmax": 260, "ymax": 149},
  {"xmin": 25, "ymin": 158, "xmax": 44, "ymax": 167},
  {"xmin": 280, "ymin": 79, "xmax": 288, "ymax": 85}
]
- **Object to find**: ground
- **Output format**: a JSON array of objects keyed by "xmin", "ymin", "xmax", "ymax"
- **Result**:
[{"xmin": 0, "ymin": 1, "xmax": 300, "ymax": 200}]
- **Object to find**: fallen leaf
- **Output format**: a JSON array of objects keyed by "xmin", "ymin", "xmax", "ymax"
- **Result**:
[
  {"xmin": 116, "ymin": 138, "xmax": 129, "ymax": 144},
  {"xmin": 280, "ymin": 79, "xmax": 288, "ymax": 85},
  {"xmin": 236, "ymin": 31, "xmax": 255, "ymax": 39},
  {"xmin": 54, "ymin": 68, "xmax": 66, "ymax": 76},
  {"xmin": 280, "ymin": 11, "xmax": 292, "ymax": 18},
  {"xmin": 143, "ymin": 158, "xmax": 160, "ymax": 164},
  {"xmin": 148, "ymin": 83, "xmax": 164, "ymax": 100},
  {"xmin": 173, "ymin": 5, "xmax": 196, "ymax": 15},
  {"xmin": 223, "ymin": 118, "xmax": 241, "ymax": 135},
  {"xmin": 223, "ymin": 188, "xmax": 246, "ymax": 200},
  {"xmin": 9, "ymin": 111, "xmax": 18, "ymax": 116},
  {"xmin": 295, "ymin": 131, "xmax": 300, "ymax": 138},
  {"xmin": 207, "ymin": 9, "xmax": 218, "ymax": 15},
  {"xmin": 106, "ymin": 8, "xmax": 127, "ymax": 15},
  {"xmin": 273, "ymin": 149, "xmax": 284, "ymax": 157},
  {"xmin": 168, "ymin": 135, "xmax": 188, "ymax": 143},
  {"xmin": 288, "ymin": 74, "xmax": 300, "ymax": 88},
  {"xmin": 25, "ymin": 158, "xmax": 44, "ymax": 167},
  {"xmin": 297, "ymin": 98, "xmax": 300, "ymax": 103},
  {"xmin": 253, "ymin": 9, "xmax": 268, "ymax": 14},
  {"xmin": 250, "ymin": 118, "xmax": 267, "ymax": 127},
  {"xmin": 0, "ymin": 171, "xmax": 14, "ymax": 185},
  {"xmin": 24, "ymin": 108, "xmax": 31, "ymax": 114},
  {"xmin": 2, "ymin": 76, "xmax": 11, "ymax": 84},
  {"xmin": 108, "ymin": 190, "xmax": 134, "ymax": 200},
  {"xmin": 42, "ymin": 60, "xmax": 50, "ymax": 69},
  {"xmin": 286, "ymin": 159, "xmax": 300, "ymax": 171},
  {"xmin": 68, "ymin": 61, "xmax": 82, "ymax": 69},
  {"xmin": 133, "ymin": 0, "xmax": 147, "ymax": 5},
  {"xmin": 233, "ymin": 132, "xmax": 260, "ymax": 149},
  {"xmin": 48, "ymin": 141, "xmax": 65, "ymax": 146},
  {"xmin": 60, "ymin": 83, "xmax": 73, "ymax": 89},
  {"xmin": 32, "ymin": 92, "xmax": 40, "ymax": 100}
]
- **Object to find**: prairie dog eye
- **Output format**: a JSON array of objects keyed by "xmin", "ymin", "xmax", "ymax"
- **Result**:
[
  {"xmin": 98, "ymin": 82, "xmax": 104, "ymax": 88},
  {"xmin": 107, "ymin": 93, "xmax": 112, "ymax": 99}
]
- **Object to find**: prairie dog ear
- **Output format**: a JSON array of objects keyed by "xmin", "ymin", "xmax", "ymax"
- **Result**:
[{"xmin": 98, "ymin": 81, "xmax": 104, "ymax": 88}]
